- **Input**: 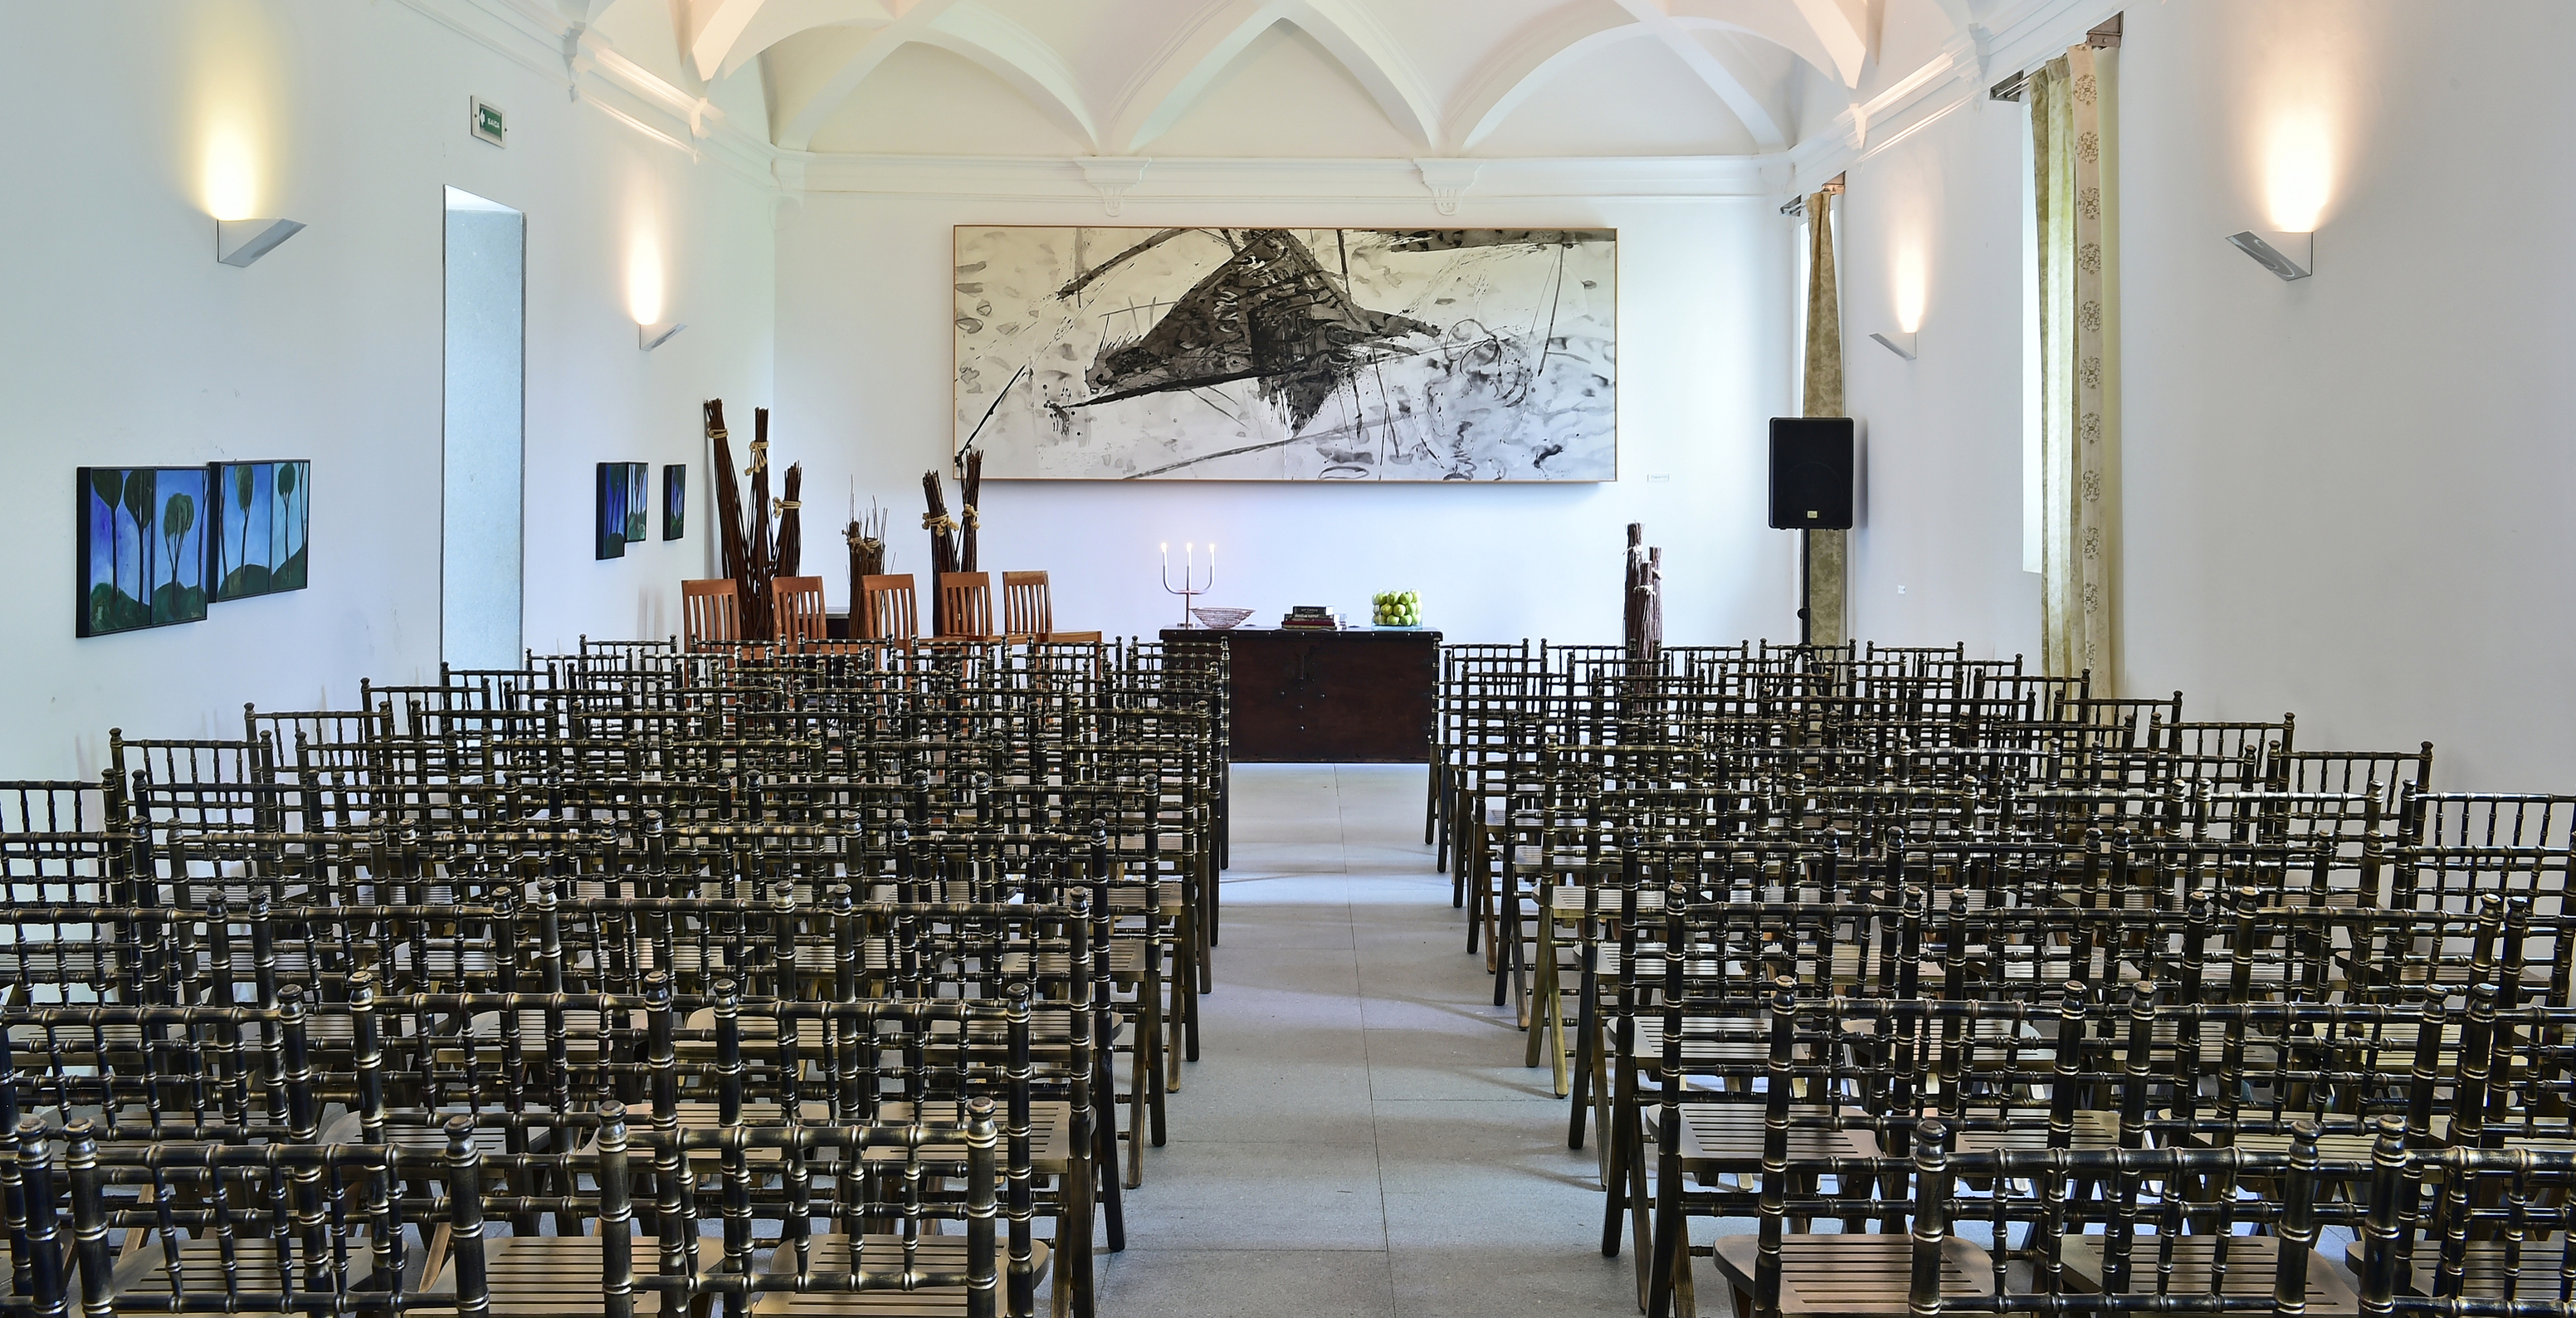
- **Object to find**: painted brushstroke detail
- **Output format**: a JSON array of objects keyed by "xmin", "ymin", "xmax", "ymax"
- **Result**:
[{"xmin": 954, "ymin": 226, "xmax": 1617, "ymax": 482}]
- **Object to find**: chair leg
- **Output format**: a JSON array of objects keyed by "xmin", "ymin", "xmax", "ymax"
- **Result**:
[
  {"xmin": 1568, "ymin": 993, "xmax": 1597, "ymax": 1149},
  {"xmin": 1125, "ymin": 1023, "xmax": 1147, "ymax": 1189},
  {"xmin": 1093, "ymin": 1106, "xmax": 1125, "ymax": 1253}
]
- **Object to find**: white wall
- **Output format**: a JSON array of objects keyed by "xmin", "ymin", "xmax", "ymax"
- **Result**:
[
  {"xmin": 1836, "ymin": 97, "xmax": 2044, "ymax": 665},
  {"xmin": 0, "ymin": 0, "xmax": 773, "ymax": 779},
  {"xmin": 1832, "ymin": 0, "xmax": 2576, "ymax": 791},
  {"xmin": 773, "ymin": 192, "xmax": 1798, "ymax": 647}
]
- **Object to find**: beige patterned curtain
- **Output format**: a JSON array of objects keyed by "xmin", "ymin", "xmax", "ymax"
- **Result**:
[
  {"xmin": 1802, "ymin": 190, "xmax": 1847, "ymax": 648},
  {"xmin": 2032, "ymin": 47, "xmax": 2115, "ymax": 683}
]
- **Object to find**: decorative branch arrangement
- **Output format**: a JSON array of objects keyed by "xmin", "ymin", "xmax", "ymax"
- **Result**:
[
  {"xmin": 701, "ymin": 398, "xmax": 806, "ymax": 640},
  {"xmin": 745, "ymin": 408, "xmax": 774, "ymax": 637},
  {"xmin": 845, "ymin": 491, "xmax": 886, "ymax": 627},
  {"xmin": 775, "ymin": 461, "xmax": 803, "ymax": 578},
  {"xmin": 958, "ymin": 449, "xmax": 984, "ymax": 574},
  {"xmin": 920, "ymin": 471, "xmax": 959, "ymax": 637}
]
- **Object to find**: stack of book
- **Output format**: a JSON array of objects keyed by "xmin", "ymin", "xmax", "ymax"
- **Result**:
[{"xmin": 1281, "ymin": 606, "xmax": 1339, "ymax": 631}]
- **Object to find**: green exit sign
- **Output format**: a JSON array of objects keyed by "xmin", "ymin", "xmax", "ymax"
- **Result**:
[{"xmin": 471, "ymin": 97, "xmax": 506, "ymax": 147}]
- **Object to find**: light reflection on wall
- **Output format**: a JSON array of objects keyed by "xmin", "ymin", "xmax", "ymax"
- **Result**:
[
  {"xmin": 627, "ymin": 232, "xmax": 666, "ymax": 326},
  {"xmin": 2265, "ymin": 115, "xmax": 2333, "ymax": 232}
]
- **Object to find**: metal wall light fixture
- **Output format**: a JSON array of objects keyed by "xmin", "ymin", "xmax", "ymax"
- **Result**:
[
  {"xmin": 217, "ymin": 218, "xmax": 305, "ymax": 267},
  {"xmin": 2227, "ymin": 229, "xmax": 2312, "ymax": 281},
  {"xmin": 1869, "ymin": 330, "xmax": 1918, "ymax": 360},
  {"xmin": 639, "ymin": 321, "xmax": 686, "ymax": 351}
]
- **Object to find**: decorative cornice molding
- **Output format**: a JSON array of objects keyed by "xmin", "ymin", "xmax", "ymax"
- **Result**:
[
  {"xmin": 394, "ymin": 0, "xmax": 2110, "ymax": 209},
  {"xmin": 799, "ymin": 154, "xmax": 1773, "ymax": 203},
  {"xmin": 1778, "ymin": 0, "xmax": 2123, "ymax": 198},
  {"xmin": 1076, "ymin": 157, "xmax": 1152, "ymax": 216},
  {"xmin": 1414, "ymin": 158, "xmax": 1481, "ymax": 215},
  {"xmin": 391, "ymin": 0, "xmax": 774, "ymax": 189}
]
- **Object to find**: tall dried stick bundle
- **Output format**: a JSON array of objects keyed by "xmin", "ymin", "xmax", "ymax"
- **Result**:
[
  {"xmin": 846, "ymin": 494, "xmax": 886, "ymax": 628},
  {"xmin": 920, "ymin": 471, "xmax": 959, "ymax": 636},
  {"xmin": 775, "ymin": 463, "xmax": 803, "ymax": 577},
  {"xmin": 705, "ymin": 400, "xmax": 746, "ymax": 586},
  {"xmin": 959, "ymin": 449, "xmax": 984, "ymax": 574},
  {"xmin": 744, "ymin": 408, "xmax": 775, "ymax": 637}
]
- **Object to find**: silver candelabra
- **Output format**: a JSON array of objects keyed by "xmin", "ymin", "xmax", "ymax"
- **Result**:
[{"xmin": 1160, "ymin": 541, "xmax": 1213, "ymax": 628}]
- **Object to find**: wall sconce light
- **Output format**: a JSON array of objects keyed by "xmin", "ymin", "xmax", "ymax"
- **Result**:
[
  {"xmin": 639, "ymin": 321, "xmax": 686, "ymax": 351},
  {"xmin": 2227, "ymin": 229, "xmax": 2311, "ymax": 281},
  {"xmin": 217, "ymin": 217, "xmax": 304, "ymax": 267},
  {"xmin": 1869, "ymin": 330, "xmax": 1917, "ymax": 360}
]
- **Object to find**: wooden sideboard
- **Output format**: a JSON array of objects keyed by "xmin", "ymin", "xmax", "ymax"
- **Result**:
[{"xmin": 1164, "ymin": 627, "xmax": 1439, "ymax": 763}]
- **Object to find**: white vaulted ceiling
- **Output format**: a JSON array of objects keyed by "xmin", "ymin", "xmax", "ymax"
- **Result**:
[{"xmin": 573, "ymin": 0, "xmax": 2036, "ymax": 162}]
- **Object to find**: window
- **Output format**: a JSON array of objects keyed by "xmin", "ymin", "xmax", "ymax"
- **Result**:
[{"xmin": 442, "ymin": 187, "xmax": 525, "ymax": 666}]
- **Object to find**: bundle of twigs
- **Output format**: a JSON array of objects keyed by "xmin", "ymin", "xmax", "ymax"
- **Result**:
[
  {"xmin": 742, "ymin": 408, "xmax": 775, "ymax": 637},
  {"xmin": 775, "ymin": 463, "xmax": 803, "ymax": 577},
  {"xmin": 920, "ymin": 471, "xmax": 959, "ymax": 635},
  {"xmin": 958, "ymin": 449, "xmax": 983, "ymax": 573},
  {"xmin": 705, "ymin": 401, "xmax": 746, "ymax": 586},
  {"xmin": 846, "ymin": 492, "xmax": 886, "ymax": 627}
]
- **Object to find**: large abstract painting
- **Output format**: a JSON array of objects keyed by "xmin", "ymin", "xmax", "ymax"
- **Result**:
[
  {"xmin": 954, "ymin": 227, "xmax": 1617, "ymax": 481},
  {"xmin": 78, "ymin": 466, "xmax": 211, "ymax": 636},
  {"xmin": 211, "ymin": 460, "xmax": 310, "ymax": 601}
]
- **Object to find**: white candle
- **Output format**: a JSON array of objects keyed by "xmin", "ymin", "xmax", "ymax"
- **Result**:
[
  {"xmin": 1208, "ymin": 543, "xmax": 1217, "ymax": 567},
  {"xmin": 1185, "ymin": 542, "xmax": 1194, "ymax": 569},
  {"xmin": 1159, "ymin": 542, "xmax": 1168, "ymax": 568}
]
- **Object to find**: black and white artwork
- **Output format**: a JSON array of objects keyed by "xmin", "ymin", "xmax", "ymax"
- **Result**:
[{"xmin": 954, "ymin": 227, "xmax": 1617, "ymax": 481}]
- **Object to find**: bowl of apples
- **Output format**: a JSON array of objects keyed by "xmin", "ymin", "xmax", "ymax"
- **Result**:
[{"xmin": 1372, "ymin": 590, "xmax": 1422, "ymax": 628}]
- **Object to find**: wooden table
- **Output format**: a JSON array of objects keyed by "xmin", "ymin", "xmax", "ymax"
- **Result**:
[{"xmin": 1164, "ymin": 627, "xmax": 1438, "ymax": 763}]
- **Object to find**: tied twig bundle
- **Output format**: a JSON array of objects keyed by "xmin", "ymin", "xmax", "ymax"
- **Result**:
[
  {"xmin": 846, "ymin": 495, "xmax": 886, "ymax": 627},
  {"xmin": 959, "ymin": 449, "xmax": 983, "ymax": 574},
  {"xmin": 921, "ymin": 471, "xmax": 959, "ymax": 635},
  {"xmin": 774, "ymin": 463, "xmax": 803, "ymax": 578},
  {"xmin": 705, "ymin": 400, "xmax": 746, "ymax": 587},
  {"xmin": 744, "ymin": 408, "xmax": 775, "ymax": 637}
]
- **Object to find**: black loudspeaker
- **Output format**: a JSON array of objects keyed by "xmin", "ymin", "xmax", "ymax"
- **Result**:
[{"xmin": 1768, "ymin": 417, "xmax": 1855, "ymax": 530}]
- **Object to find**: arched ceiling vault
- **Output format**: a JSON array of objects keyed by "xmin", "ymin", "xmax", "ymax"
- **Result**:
[{"xmin": 646, "ymin": 0, "xmax": 1998, "ymax": 157}]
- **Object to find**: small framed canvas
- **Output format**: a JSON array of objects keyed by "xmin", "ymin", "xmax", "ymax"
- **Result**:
[
  {"xmin": 661, "ymin": 464, "xmax": 685, "ymax": 540},
  {"xmin": 625, "ymin": 464, "xmax": 649, "ymax": 543},
  {"xmin": 596, "ymin": 462, "xmax": 628, "ymax": 560},
  {"xmin": 211, "ymin": 460, "xmax": 310, "ymax": 601},
  {"xmin": 78, "ymin": 466, "xmax": 212, "ymax": 636}
]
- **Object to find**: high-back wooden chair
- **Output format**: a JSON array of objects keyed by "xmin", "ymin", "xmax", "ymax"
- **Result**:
[
  {"xmin": 938, "ymin": 572, "xmax": 996, "ymax": 640},
  {"xmin": 770, "ymin": 575, "xmax": 827, "ymax": 650},
  {"xmin": 681, "ymin": 578, "xmax": 740, "ymax": 651},
  {"xmin": 857, "ymin": 574, "xmax": 918, "ymax": 641},
  {"xmin": 1001, "ymin": 572, "xmax": 1053, "ymax": 638},
  {"xmin": 1001, "ymin": 570, "xmax": 1102, "ymax": 643}
]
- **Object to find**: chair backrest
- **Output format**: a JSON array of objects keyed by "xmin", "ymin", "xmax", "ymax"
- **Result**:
[
  {"xmin": 681, "ymin": 579, "xmax": 741, "ymax": 650},
  {"xmin": 1001, "ymin": 571, "xmax": 1052, "ymax": 638},
  {"xmin": 858, "ymin": 574, "xmax": 917, "ymax": 640},
  {"xmin": 771, "ymin": 576, "xmax": 827, "ymax": 649},
  {"xmin": 938, "ymin": 573, "xmax": 994, "ymax": 639}
]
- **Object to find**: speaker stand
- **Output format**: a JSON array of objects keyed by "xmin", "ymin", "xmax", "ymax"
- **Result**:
[{"xmin": 1796, "ymin": 527, "xmax": 1812, "ymax": 649}]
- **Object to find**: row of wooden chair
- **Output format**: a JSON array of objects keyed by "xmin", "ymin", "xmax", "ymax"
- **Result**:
[{"xmin": 683, "ymin": 574, "xmax": 1099, "ymax": 650}]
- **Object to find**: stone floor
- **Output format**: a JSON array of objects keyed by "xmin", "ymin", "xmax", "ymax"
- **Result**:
[{"xmin": 1092, "ymin": 763, "xmax": 1647, "ymax": 1317}]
